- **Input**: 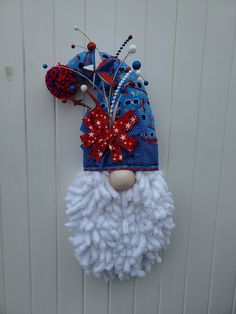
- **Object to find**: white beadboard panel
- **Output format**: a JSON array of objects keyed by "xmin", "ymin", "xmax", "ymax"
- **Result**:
[
  {"xmin": 114, "ymin": 0, "xmax": 147, "ymax": 66},
  {"xmin": 183, "ymin": 1, "xmax": 236, "ymax": 313},
  {"xmin": 54, "ymin": 1, "xmax": 86, "ymax": 313},
  {"xmin": 109, "ymin": 280, "xmax": 134, "ymax": 314},
  {"xmin": 134, "ymin": 267, "xmax": 160, "ymax": 314},
  {"xmin": 22, "ymin": 0, "xmax": 58, "ymax": 313},
  {"xmin": 207, "ymin": 21, "xmax": 236, "ymax": 314},
  {"xmin": 0, "ymin": 1, "xmax": 31, "ymax": 314},
  {"xmin": 144, "ymin": 0, "xmax": 179, "ymax": 172},
  {"xmin": 0, "ymin": 0, "xmax": 236, "ymax": 314},
  {"xmin": 86, "ymin": 0, "xmax": 117, "ymax": 55},
  {"xmin": 158, "ymin": 0, "xmax": 208, "ymax": 313},
  {"xmin": 83, "ymin": 276, "xmax": 109, "ymax": 314},
  {"xmin": 109, "ymin": 272, "xmax": 135, "ymax": 314}
]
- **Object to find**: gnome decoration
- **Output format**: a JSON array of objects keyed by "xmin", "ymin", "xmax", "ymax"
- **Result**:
[{"xmin": 44, "ymin": 27, "xmax": 174, "ymax": 280}]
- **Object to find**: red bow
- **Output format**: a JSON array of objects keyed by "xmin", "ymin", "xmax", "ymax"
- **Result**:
[{"xmin": 80, "ymin": 106, "xmax": 139, "ymax": 162}]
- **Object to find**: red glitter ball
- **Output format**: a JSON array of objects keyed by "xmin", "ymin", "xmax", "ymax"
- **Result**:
[
  {"xmin": 87, "ymin": 42, "xmax": 96, "ymax": 51},
  {"xmin": 125, "ymin": 67, "xmax": 131, "ymax": 72},
  {"xmin": 45, "ymin": 65, "xmax": 78, "ymax": 100}
]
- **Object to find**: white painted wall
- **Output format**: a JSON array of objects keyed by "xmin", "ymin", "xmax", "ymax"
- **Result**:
[{"xmin": 1, "ymin": 0, "xmax": 236, "ymax": 313}]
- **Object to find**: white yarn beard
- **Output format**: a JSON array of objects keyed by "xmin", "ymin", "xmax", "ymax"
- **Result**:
[{"xmin": 65, "ymin": 171, "xmax": 174, "ymax": 281}]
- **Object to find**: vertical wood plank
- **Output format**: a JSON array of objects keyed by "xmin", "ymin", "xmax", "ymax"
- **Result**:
[
  {"xmin": 144, "ymin": 0, "xmax": 179, "ymax": 172},
  {"xmin": 109, "ymin": 281, "xmax": 134, "ymax": 314},
  {"xmin": 83, "ymin": 1, "xmax": 117, "ymax": 313},
  {"xmin": 0, "ymin": 186, "xmax": 6, "ymax": 314},
  {"xmin": 114, "ymin": 0, "xmax": 147, "ymax": 64},
  {"xmin": 134, "ymin": 270, "xmax": 160, "ymax": 314},
  {"xmin": 207, "ymin": 20, "xmax": 236, "ymax": 314},
  {"xmin": 86, "ymin": 0, "xmax": 117, "ymax": 55},
  {"xmin": 233, "ymin": 286, "xmax": 236, "ymax": 314},
  {"xmin": 83, "ymin": 276, "xmax": 109, "ymax": 314},
  {"xmin": 182, "ymin": 1, "xmax": 236, "ymax": 313},
  {"xmin": 22, "ymin": 0, "xmax": 58, "ymax": 313},
  {"xmin": 108, "ymin": 0, "xmax": 148, "ymax": 313},
  {"xmin": 134, "ymin": 0, "xmax": 178, "ymax": 313},
  {"xmin": 0, "ymin": 1, "xmax": 31, "ymax": 313},
  {"xmin": 158, "ymin": 0, "xmax": 208, "ymax": 313},
  {"xmin": 54, "ymin": 1, "xmax": 86, "ymax": 314}
]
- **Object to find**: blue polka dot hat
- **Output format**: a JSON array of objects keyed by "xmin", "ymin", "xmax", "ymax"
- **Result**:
[{"xmin": 45, "ymin": 32, "xmax": 159, "ymax": 171}]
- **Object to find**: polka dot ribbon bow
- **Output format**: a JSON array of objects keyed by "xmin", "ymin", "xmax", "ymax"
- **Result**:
[{"xmin": 80, "ymin": 106, "xmax": 139, "ymax": 162}]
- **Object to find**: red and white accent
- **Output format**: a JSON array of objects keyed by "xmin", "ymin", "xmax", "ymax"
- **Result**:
[{"xmin": 80, "ymin": 106, "xmax": 139, "ymax": 162}]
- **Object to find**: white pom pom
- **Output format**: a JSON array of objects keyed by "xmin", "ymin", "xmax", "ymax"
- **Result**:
[
  {"xmin": 109, "ymin": 170, "xmax": 135, "ymax": 191},
  {"xmin": 80, "ymin": 84, "xmax": 88, "ymax": 92},
  {"xmin": 74, "ymin": 25, "xmax": 79, "ymax": 31},
  {"xmin": 128, "ymin": 44, "xmax": 137, "ymax": 54},
  {"xmin": 137, "ymin": 76, "xmax": 143, "ymax": 83},
  {"xmin": 136, "ymin": 70, "xmax": 141, "ymax": 76}
]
